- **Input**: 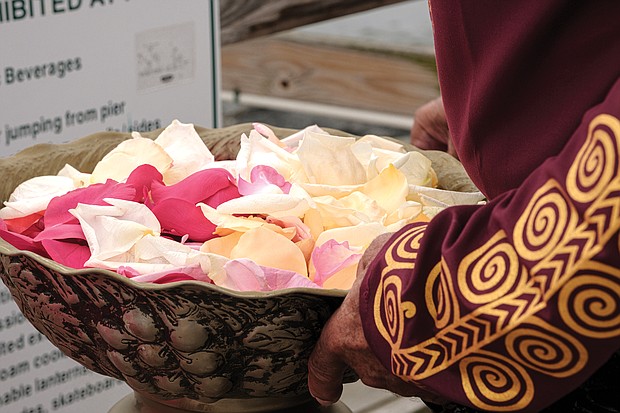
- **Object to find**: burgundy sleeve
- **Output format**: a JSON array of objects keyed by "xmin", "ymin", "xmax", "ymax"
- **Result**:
[
  {"xmin": 360, "ymin": 78, "xmax": 620, "ymax": 412},
  {"xmin": 360, "ymin": 1, "xmax": 620, "ymax": 409}
]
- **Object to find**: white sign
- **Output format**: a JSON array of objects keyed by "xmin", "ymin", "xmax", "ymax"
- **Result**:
[
  {"xmin": 0, "ymin": 0, "xmax": 221, "ymax": 157},
  {"xmin": 0, "ymin": 1, "xmax": 221, "ymax": 412}
]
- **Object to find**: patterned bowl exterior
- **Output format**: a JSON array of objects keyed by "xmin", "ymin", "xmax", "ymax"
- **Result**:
[{"xmin": 0, "ymin": 238, "xmax": 347, "ymax": 406}]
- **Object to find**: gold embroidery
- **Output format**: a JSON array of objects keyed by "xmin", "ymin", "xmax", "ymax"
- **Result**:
[
  {"xmin": 567, "ymin": 114, "xmax": 620, "ymax": 203},
  {"xmin": 506, "ymin": 316, "xmax": 588, "ymax": 378},
  {"xmin": 372, "ymin": 113, "xmax": 620, "ymax": 411},
  {"xmin": 426, "ymin": 259, "xmax": 460, "ymax": 329},
  {"xmin": 514, "ymin": 181, "xmax": 578, "ymax": 262},
  {"xmin": 459, "ymin": 350, "xmax": 534, "ymax": 411},
  {"xmin": 374, "ymin": 225, "xmax": 427, "ymax": 347},
  {"xmin": 458, "ymin": 231, "xmax": 527, "ymax": 304},
  {"xmin": 558, "ymin": 262, "xmax": 620, "ymax": 339}
]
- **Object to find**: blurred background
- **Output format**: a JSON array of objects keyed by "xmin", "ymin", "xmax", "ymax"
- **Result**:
[{"xmin": 219, "ymin": 0, "xmax": 437, "ymax": 141}]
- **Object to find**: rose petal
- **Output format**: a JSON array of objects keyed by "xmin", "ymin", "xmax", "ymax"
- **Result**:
[
  {"xmin": 44, "ymin": 180, "xmax": 137, "ymax": 228},
  {"xmin": 408, "ymin": 185, "xmax": 485, "ymax": 206},
  {"xmin": 0, "ymin": 175, "xmax": 75, "ymax": 219},
  {"xmin": 237, "ymin": 165, "xmax": 291, "ymax": 196},
  {"xmin": 151, "ymin": 119, "xmax": 215, "ymax": 185},
  {"xmin": 230, "ymin": 226, "xmax": 308, "ymax": 276},
  {"xmin": 151, "ymin": 198, "xmax": 217, "ymax": 241},
  {"xmin": 361, "ymin": 164, "xmax": 408, "ymax": 215},
  {"xmin": 236, "ymin": 131, "xmax": 308, "ymax": 182},
  {"xmin": 266, "ymin": 215, "xmax": 312, "ymax": 242},
  {"xmin": 216, "ymin": 193, "xmax": 310, "ymax": 218},
  {"xmin": 150, "ymin": 168, "xmax": 239, "ymax": 207},
  {"xmin": 70, "ymin": 199, "xmax": 161, "ymax": 261},
  {"xmin": 57, "ymin": 164, "xmax": 91, "ymax": 188},
  {"xmin": 90, "ymin": 136, "xmax": 173, "ymax": 184},
  {"xmin": 41, "ymin": 238, "xmax": 90, "ymax": 269},
  {"xmin": 310, "ymin": 239, "xmax": 361, "ymax": 288},
  {"xmin": 315, "ymin": 222, "xmax": 389, "ymax": 250},
  {"xmin": 216, "ymin": 259, "xmax": 318, "ymax": 291},
  {"xmin": 3, "ymin": 213, "xmax": 44, "ymax": 234},
  {"xmin": 296, "ymin": 130, "xmax": 367, "ymax": 185},
  {"xmin": 0, "ymin": 219, "xmax": 47, "ymax": 256},
  {"xmin": 200, "ymin": 232, "xmax": 243, "ymax": 257},
  {"xmin": 125, "ymin": 164, "xmax": 164, "ymax": 204},
  {"xmin": 126, "ymin": 265, "xmax": 213, "ymax": 284}
]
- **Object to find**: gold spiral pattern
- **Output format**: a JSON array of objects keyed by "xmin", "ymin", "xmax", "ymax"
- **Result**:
[
  {"xmin": 426, "ymin": 260, "xmax": 459, "ymax": 328},
  {"xmin": 460, "ymin": 350, "xmax": 534, "ymax": 411},
  {"xmin": 458, "ymin": 231, "xmax": 526, "ymax": 304},
  {"xmin": 567, "ymin": 113, "xmax": 620, "ymax": 204},
  {"xmin": 374, "ymin": 274, "xmax": 416, "ymax": 348},
  {"xmin": 384, "ymin": 225, "xmax": 428, "ymax": 270},
  {"xmin": 514, "ymin": 180, "xmax": 577, "ymax": 261},
  {"xmin": 558, "ymin": 263, "xmax": 620, "ymax": 339},
  {"xmin": 506, "ymin": 316, "xmax": 587, "ymax": 378},
  {"xmin": 374, "ymin": 225, "xmax": 427, "ymax": 348}
]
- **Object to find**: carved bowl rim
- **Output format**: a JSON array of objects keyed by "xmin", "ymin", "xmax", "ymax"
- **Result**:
[{"xmin": 0, "ymin": 236, "xmax": 348, "ymax": 299}]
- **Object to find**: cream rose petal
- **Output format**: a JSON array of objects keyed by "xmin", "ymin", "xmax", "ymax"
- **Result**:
[
  {"xmin": 315, "ymin": 222, "xmax": 389, "ymax": 250},
  {"xmin": 57, "ymin": 164, "xmax": 91, "ymax": 188},
  {"xmin": 394, "ymin": 151, "xmax": 438, "ymax": 187},
  {"xmin": 236, "ymin": 131, "xmax": 307, "ymax": 182},
  {"xmin": 90, "ymin": 136, "xmax": 173, "ymax": 184},
  {"xmin": 88, "ymin": 234, "xmax": 227, "ymax": 277},
  {"xmin": 70, "ymin": 198, "xmax": 161, "ymax": 261},
  {"xmin": 383, "ymin": 200, "xmax": 424, "ymax": 227},
  {"xmin": 198, "ymin": 203, "xmax": 266, "ymax": 233},
  {"xmin": 408, "ymin": 185, "xmax": 485, "ymax": 206},
  {"xmin": 313, "ymin": 192, "xmax": 384, "ymax": 229},
  {"xmin": 280, "ymin": 124, "xmax": 327, "ymax": 149},
  {"xmin": 152, "ymin": 119, "xmax": 215, "ymax": 184},
  {"xmin": 216, "ymin": 193, "xmax": 310, "ymax": 218},
  {"xmin": 362, "ymin": 164, "xmax": 408, "ymax": 215},
  {"xmin": 0, "ymin": 175, "xmax": 75, "ymax": 219},
  {"xmin": 296, "ymin": 130, "xmax": 367, "ymax": 185},
  {"xmin": 230, "ymin": 226, "xmax": 308, "ymax": 276}
]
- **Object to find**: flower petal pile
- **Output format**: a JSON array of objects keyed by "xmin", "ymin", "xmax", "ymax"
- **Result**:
[{"xmin": 0, "ymin": 120, "xmax": 484, "ymax": 291}]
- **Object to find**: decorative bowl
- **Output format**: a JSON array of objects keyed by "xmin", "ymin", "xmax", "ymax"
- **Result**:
[{"xmin": 0, "ymin": 124, "xmax": 478, "ymax": 412}]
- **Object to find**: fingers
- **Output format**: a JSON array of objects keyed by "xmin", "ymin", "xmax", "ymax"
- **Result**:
[
  {"xmin": 410, "ymin": 96, "xmax": 453, "ymax": 157},
  {"xmin": 307, "ymin": 317, "xmax": 346, "ymax": 405}
]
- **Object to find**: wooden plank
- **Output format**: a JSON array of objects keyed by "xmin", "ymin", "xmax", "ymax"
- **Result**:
[
  {"xmin": 221, "ymin": 37, "xmax": 439, "ymax": 116},
  {"xmin": 220, "ymin": 0, "xmax": 409, "ymax": 45}
]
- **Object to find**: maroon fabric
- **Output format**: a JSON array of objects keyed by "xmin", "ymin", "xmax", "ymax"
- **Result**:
[
  {"xmin": 360, "ymin": 2, "xmax": 620, "ymax": 412},
  {"xmin": 432, "ymin": 1, "xmax": 620, "ymax": 199}
]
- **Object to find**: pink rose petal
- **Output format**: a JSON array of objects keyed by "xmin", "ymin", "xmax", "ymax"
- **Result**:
[
  {"xmin": 3, "ymin": 213, "xmax": 44, "ymax": 234},
  {"xmin": 151, "ymin": 198, "xmax": 217, "ymax": 241},
  {"xmin": 0, "ymin": 219, "xmax": 47, "ymax": 256},
  {"xmin": 222, "ymin": 259, "xmax": 318, "ymax": 292},
  {"xmin": 43, "ymin": 180, "xmax": 136, "ymax": 228},
  {"xmin": 125, "ymin": 164, "xmax": 164, "ymax": 204},
  {"xmin": 238, "ymin": 165, "xmax": 291, "ymax": 196},
  {"xmin": 311, "ymin": 239, "xmax": 362, "ymax": 286},
  {"xmin": 41, "ymin": 238, "xmax": 90, "ymax": 269},
  {"xmin": 150, "ymin": 168, "xmax": 240, "ymax": 206},
  {"xmin": 34, "ymin": 223, "xmax": 85, "ymax": 241},
  {"xmin": 266, "ymin": 216, "xmax": 311, "ymax": 242},
  {"xmin": 123, "ymin": 265, "xmax": 213, "ymax": 284}
]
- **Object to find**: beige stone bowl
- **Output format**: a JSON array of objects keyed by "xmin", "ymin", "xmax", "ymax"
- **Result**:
[{"xmin": 0, "ymin": 124, "xmax": 478, "ymax": 412}]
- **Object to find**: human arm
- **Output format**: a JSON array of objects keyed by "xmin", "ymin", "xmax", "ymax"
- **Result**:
[{"xmin": 309, "ymin": 79, "xmax": 620, "ymax": 412}]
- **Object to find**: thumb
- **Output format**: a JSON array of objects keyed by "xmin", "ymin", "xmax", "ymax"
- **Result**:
[{"xmin": 307, "ymin": 321, "xmax": 346, "ymax": 406}]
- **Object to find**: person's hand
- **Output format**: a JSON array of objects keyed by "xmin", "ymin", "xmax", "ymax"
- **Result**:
[
  {"xmin": 307, "ymin": 234, "xmax": 445, "ymax": 406},
  {"xmin": 410, "ymin": 97, "xmax": 457, "ymax": 158}
]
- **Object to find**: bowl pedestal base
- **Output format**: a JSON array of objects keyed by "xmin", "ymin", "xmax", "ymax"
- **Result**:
[{"xmin": 109, "ymin": 392, "xmax": 353, "ymax": 413}]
